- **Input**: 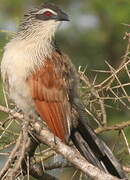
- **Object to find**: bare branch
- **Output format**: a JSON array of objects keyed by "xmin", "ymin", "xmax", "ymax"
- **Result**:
[
  {"xmin": 33, "ymin": 121, "xmax": 121, "ymax": 180},
  {"xmin": 95, "ymin": 121, "xmax": 130, "ymax": 134}
]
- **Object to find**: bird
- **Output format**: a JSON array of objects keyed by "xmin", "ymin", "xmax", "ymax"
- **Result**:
[{"xmin": 1, "ymin": 3, "xmax": 127, "ymax": 179}]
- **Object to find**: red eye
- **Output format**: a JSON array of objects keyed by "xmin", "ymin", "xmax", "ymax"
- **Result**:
[{"xmin": 44, "ymin": 11, "xmax": 53, "ymax": 17}]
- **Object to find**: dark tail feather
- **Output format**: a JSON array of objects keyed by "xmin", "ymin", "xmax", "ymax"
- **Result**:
[{"xmin": 70, "ymin": 118, "xmax": 127, "ymax": 179}]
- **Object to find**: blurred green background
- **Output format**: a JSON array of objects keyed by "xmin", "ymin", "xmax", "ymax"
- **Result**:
[{"xmin": 0, "ymin": 0, "xmax": 130, "ymax": 179}]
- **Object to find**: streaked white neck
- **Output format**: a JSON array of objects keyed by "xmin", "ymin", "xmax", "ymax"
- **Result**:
[
  {"xmin": 14, "ymin": 20, "xmax": 60, "ymax": 65},
  {"xmin": 1, "ymin": 20, "xmax": 60, "ymax": 82}
]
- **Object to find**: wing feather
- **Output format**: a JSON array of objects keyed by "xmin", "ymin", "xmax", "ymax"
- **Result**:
[{"xmin": 27, "ymin": 52, "xmax": 71, "ymax": 142}]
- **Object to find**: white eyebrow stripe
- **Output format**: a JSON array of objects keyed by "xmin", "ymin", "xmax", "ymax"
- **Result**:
[{"xmin": 36, "ymin": 8, "xmax": 57, "ymax": 15}]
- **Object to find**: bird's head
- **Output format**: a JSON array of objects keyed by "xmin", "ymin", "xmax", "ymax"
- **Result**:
[
  {"xmin": 19, "ymin": 3, "xmax": 69, "ymax": 39},
  {"xmin": 35, "ymin": 3, "xmax": 69, "ymax": 22}
]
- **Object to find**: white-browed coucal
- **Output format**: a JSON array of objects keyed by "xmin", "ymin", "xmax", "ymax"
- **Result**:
[{"xmin": 1, "ymin": 3, "xmax": 127, "ymax": 179}]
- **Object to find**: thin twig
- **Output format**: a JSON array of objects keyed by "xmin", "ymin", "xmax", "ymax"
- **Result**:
[
  {"xmin": 121, "ymin": 130, "xmax": 130, "ymax": 155},
  {"xmin": 0, "ymin": 133, "xmax": 23, "ymax": 179},
  {"xmin": 95, "ymin": 120, "xmax": 130, "ymax": 134}
]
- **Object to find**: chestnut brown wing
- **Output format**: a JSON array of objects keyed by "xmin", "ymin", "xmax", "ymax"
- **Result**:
[{"xmin": 27, "ymin": 54, "xmax": 71, "ymax": 142}]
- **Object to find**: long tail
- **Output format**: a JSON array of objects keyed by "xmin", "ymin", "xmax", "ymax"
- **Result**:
[{"xmin": 70, "ymin": 104, "xmax": 127, "ymax": 179}]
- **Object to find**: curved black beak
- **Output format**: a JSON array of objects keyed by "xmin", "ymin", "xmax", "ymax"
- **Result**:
[{"xmin": 58, "ymin": 11, "xmax": 70, "ymax": 21}]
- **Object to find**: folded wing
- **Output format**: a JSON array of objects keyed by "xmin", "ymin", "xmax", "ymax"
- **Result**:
[{"xmin": 27, "ymin": 52, "xmax": 71, "ymax": 142}]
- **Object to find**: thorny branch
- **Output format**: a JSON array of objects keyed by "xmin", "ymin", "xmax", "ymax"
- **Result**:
[
  {"xmin": 33, "ymin": 121, "xmax": 120, "ymax": 180},
  {"xmin": 0, "ymin": 105, "xmax": 130, "ymax": 179}
]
